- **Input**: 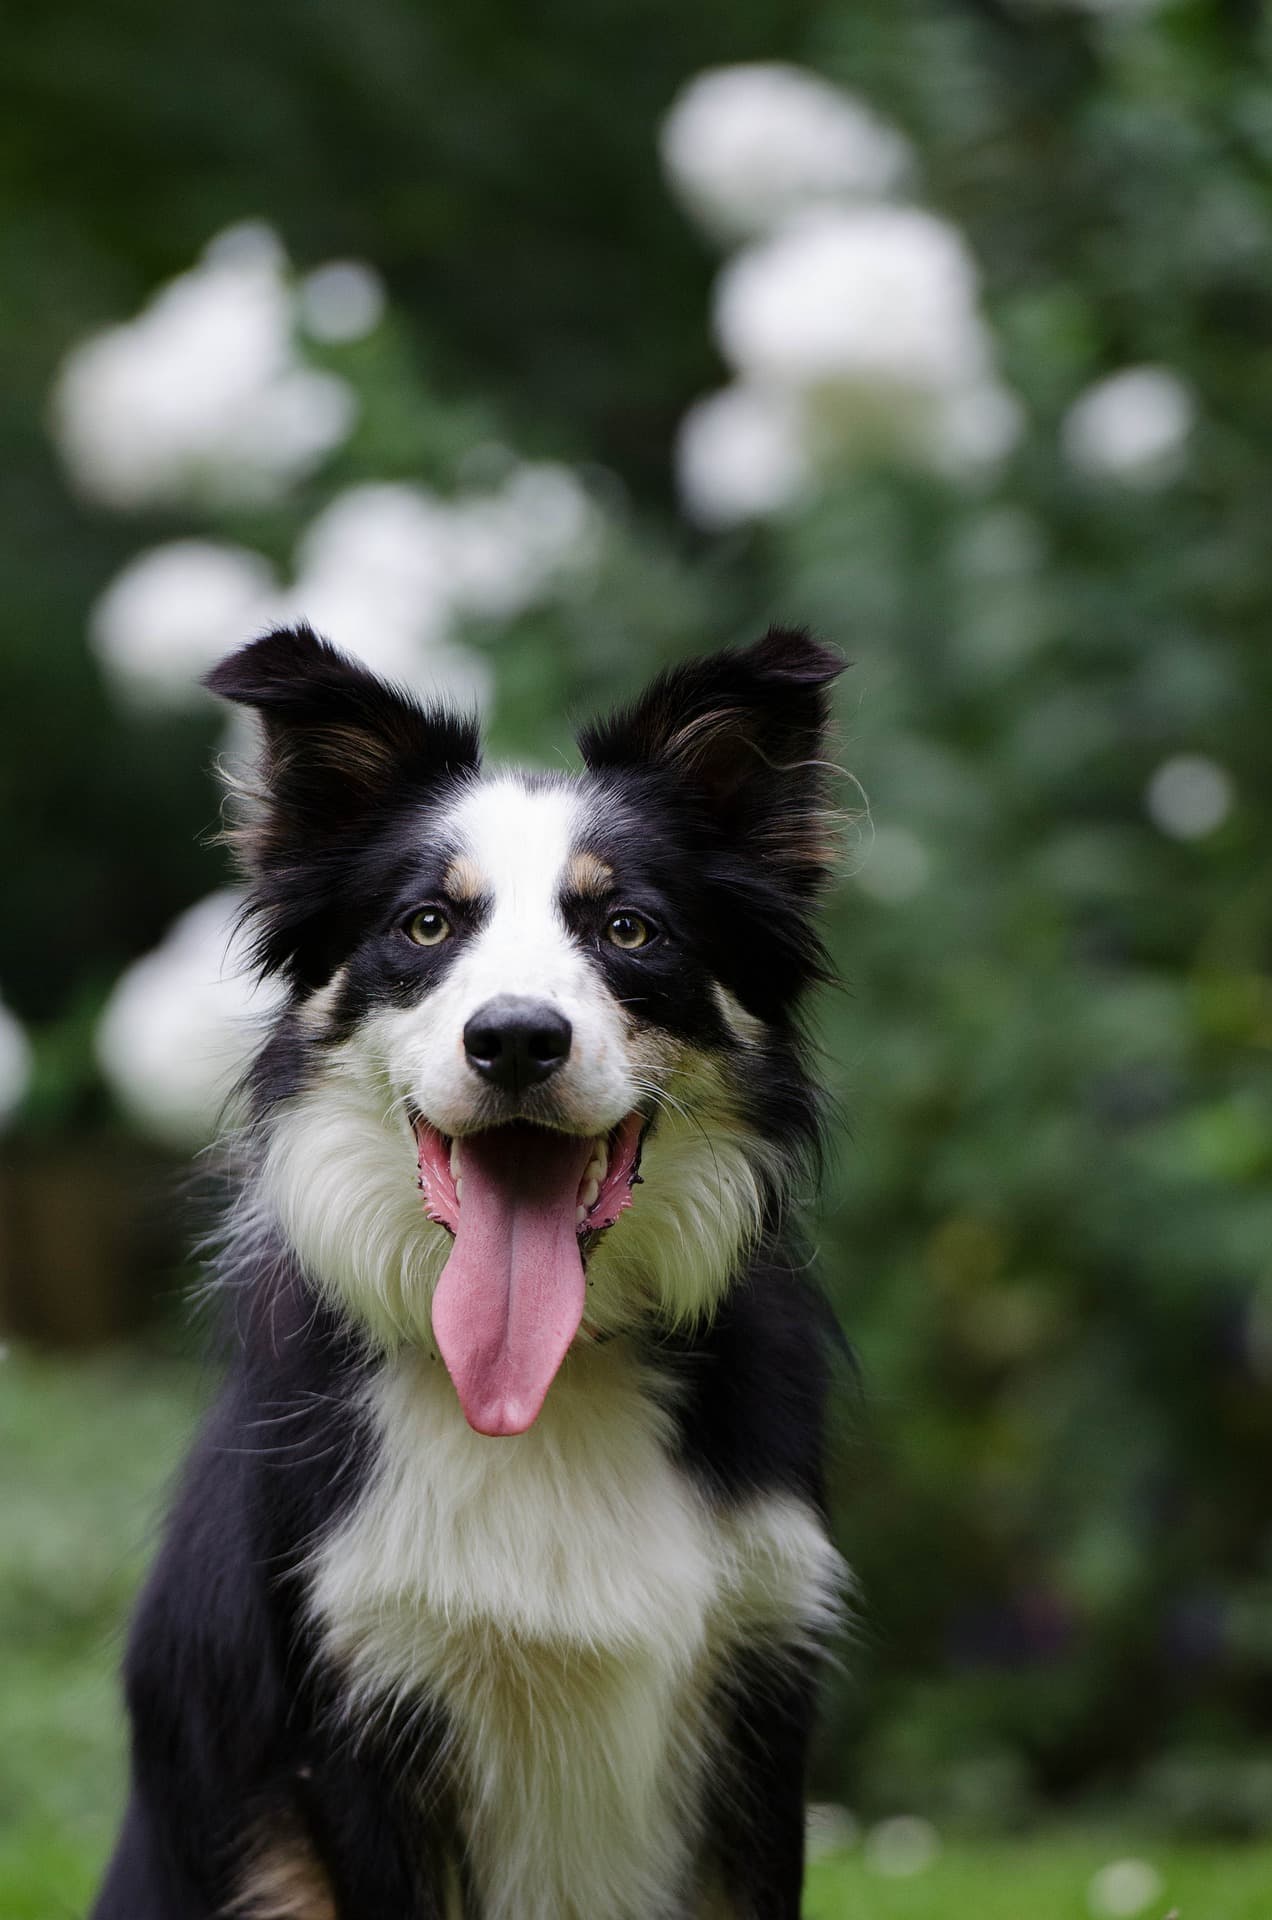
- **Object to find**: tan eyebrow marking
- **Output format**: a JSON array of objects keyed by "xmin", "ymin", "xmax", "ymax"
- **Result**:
[
  {"xmin": 443, "ymin": 853, "xmax": 487, "ymax": 902},
  {"xmin": 566, "ymin": 850, "xmax": 614, "ymax": 897}
]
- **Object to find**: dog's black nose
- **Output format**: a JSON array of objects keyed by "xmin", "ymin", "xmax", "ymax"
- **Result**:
[{"xmin": 463, "ymin": 997, "xmax": 573, "ymax": 1094}]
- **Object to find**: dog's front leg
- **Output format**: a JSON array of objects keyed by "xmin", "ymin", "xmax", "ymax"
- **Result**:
[
  {"xmin": 700, "ymin": 1647, "xmax": 819, "ymax": 1920},
  {"xmin": 293, "ymin": 1747, "xmax": 449, "ymax": 1920}
]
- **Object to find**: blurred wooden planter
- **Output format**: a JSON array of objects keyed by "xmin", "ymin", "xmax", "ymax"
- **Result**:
[{"xmin": 0, "ymin": 1141, "xmax": 187, "ymax": 1345}]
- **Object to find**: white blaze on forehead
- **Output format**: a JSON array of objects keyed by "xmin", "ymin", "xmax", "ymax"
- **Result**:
[
  {"xmin": 369, "ymin": 773, "xmax": 637, "ymax": 1138},
  {"xmin": 449, "ymin": 776, "xmax": 582, "ymax": 980},
  {"xmin": 438, "ymin": 776, "xmax": 596, "ymax": 1018}
]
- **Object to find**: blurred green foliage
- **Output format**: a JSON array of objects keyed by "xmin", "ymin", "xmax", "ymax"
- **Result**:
[{"xmin": 4, "ymin": 0, "xmax": 1272, "ymax": 1836}]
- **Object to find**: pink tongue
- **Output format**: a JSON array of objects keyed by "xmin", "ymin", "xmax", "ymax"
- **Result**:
[{"xmin": 430, "ymin": 1126, "xmax": 596, "ymax": 1436}]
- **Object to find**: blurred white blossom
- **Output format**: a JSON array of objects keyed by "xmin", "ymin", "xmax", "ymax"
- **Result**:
[
  {"xmin": 1087, "ymin": 1858, "xmax": 1164, "ymax": 1918},
  {"xmin": 676, "ymin": 384, "xmax": 811, "ymax": 527},
  {"xmin": 661, "ymin": 64, "xmax": 912, "ymax": 243},
  {"xmin": 89, "ymin": 462, "xmax": 599, "ymax": 711},
  {"xmin": 1146, "ymin": 754, "xmax": 1233, "ymax": 841},
  {"xmin": 96, "ymin": 892, "xmax": 283, "ymax": 1150},
  {"xmin": 51, "ymin": 222, "xmax": 357, "ymax": 510},
  {"xmin": 862, "ymin": 1815, "xmax": 941, "ymax": 1877},
  {"xmin": 0, "ymin": 992, "xmax": 33, "ymax": 1128},
  {"xmin": 716, "ymin": 208, "xmax": 991, "ymax": 394},
  {"xmin": 274, "ymin": 483, "xmax": 469, "ymax": 688},
  {"xmin": 447, "ymin": 462, "xmax": 600, "ymax": 617},
  {"xmin": 90, "ymin": 541, "xmax": 277, "ymax": 709},
  {"xmin": 665, "ymin": 68, "xmax": 1021, "ymax": 519},
  {"xmin": 265, "ymin": 464, "xmax": 596, "ymax": 705},
  {"xmin": 298, "ymin": 260, "xmax": 386, "ymax": 343},
  {"xmin": 1062, "ymin": 366, "xmax": 1194, "ymax": 486},
  {"xmin": 678, "ymin": 207, "xmax": 1019, "ymax": 507}
]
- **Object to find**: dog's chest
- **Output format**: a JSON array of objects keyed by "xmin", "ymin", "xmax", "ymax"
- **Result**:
[{"xmin": 309, "ymin": 1347, "xmax": 833, "ymax": 1920}]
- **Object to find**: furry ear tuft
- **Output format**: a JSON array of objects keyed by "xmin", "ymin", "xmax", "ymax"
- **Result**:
[
  {"xmin": 578, "ymin": 627, "xmax": 846, "ymax": 892},
  {"xmin": 207, "ymin": 625, "xmax": 481, "ymax": 984},
  {"xmin": 206, "ymin": 625, "xmax": 480, "ymax": 805},
  {"xmin": 204, "ymin": 622, "xmax": 349, "ymax": 712}
]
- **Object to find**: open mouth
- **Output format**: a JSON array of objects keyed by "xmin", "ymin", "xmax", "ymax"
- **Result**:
[
  {"xmin": 410, "ymin": 1113, "xmax": 645, "ymax": 1439},
  {"xmin": 414, "ymin": 1113, "xmax": 645, "ymax": 1242}
]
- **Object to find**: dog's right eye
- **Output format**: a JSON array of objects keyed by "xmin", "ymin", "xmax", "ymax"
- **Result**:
[{"xmin": 405, "ymin": 908, "xmax": 452, "ymax": 947}]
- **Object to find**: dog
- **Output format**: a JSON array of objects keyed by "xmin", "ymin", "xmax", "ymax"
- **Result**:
[{"xmin": 91, "ymin": 622, "xmax": 846, "ymax": 1920}]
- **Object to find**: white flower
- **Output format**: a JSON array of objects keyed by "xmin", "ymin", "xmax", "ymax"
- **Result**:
[
  {"xmin": 265, "ymin": 465, "xmax": 597, "ymax": 702},
  {"xmin": 90, "ymin": 541, "xmax": 277, "ymax": 709},
  {"xmin": 269, "ymin": 483, "xmax": 486, "ymax": 703},
  {"xmin": 298, "ymin": 260, "xmax": 386, "ymax": 343},
  {"xmin": 661, "ymin": 64, "xmax": 911, "ymax": 243},
  {"xmin": 51, "ymin": 222, "xmax": 356, "ymax": 510},
  {"xmin": 668, "ymin": 205, "xmax": 1021, "ymax": 501},
  {"xmin": 288, "ymin": 483, "xmax": 459, "ymax": 663},
  {"xmin": 96, "ymin": 892, "xmax": 284, "ymax": 1150},
  {"xmin": 676, "ymin": 384, "xmax": 811, "ymax": 527},
  {"xmin": 0, "ymin": 993, "xmax": 32, "ymax": 1128},
  {"xmin": 716, "ymin": 207, "xmax": 991, "ymax": 396},
  {"xmin": 863, "ymin": 1816, "xmax": 941, "ymax": 1877},
  {"xmin": 1145, "ymin": 755, "xmax": 1233, "ymax": 841},
  {"xmin": 1062, "ymin": 366, "xmax": 1194, "ymax": 485},
  {"xmin": 446, "ymin": 463, "xmax": 599, "ymax": 617},
  {"xmin": 1087, "ymin": 1858, "xmax": 1163, "ymax": 1918}
]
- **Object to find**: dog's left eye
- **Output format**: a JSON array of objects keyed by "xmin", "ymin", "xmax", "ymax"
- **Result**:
[
  {"xmin": 405, "ymin": 908, "xmax": 452, "ymax": 947},
  {"xmin": 606, "ymin": 911, "xmax": 653, "ymax": 951}
]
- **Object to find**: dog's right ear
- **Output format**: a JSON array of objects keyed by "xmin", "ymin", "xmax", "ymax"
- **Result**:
[{"xmin": 205, "ymin": 624, "xmax": 480, "ymax": 981}]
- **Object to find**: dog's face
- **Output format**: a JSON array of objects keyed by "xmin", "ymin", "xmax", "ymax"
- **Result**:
[{"xmin": 210, "ymin": 625, "xmax": 841, "ymax": 1434}]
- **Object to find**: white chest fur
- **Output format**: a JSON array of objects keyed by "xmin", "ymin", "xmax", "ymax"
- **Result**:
[{"xmin": 308, "ymin": 1343, "xmax": 840, "ymax": 1920}]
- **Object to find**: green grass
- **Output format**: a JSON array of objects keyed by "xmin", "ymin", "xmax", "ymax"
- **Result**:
[
  {"xmin": 807, "ymin": 1839, "xmax": 1272, "ymax": 1918},
  {"xmin": 5, "ymin": 1341, "xmax": 1272, "ymax": 1918},
  {"xmin": 0, "ymin": 1342, "xmax": 205, "ymax": 1918}
]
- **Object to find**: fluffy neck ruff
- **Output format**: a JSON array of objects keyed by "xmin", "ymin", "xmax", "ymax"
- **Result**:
[{"xmin": 253, "ymin": 1033, "xmax": 792, "ymax": 1360}]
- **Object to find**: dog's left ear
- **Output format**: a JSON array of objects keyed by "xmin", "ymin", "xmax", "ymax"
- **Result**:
[{"xmin": 578, "ymin": 626, "xmax": 845, "ymax": 893}]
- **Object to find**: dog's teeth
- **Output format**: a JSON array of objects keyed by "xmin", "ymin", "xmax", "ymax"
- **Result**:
[
  {"xmin": 575, "ymin": 1205, "xmax": 587, "ymax": 1227},
  {"xmin": 584, "ymin": 1139, "xmax": 609, "ymax": 1183},
  {"xmin": 579, "ymin": 1177, "xmax": 600, "ymax": 1212},
  {"xmin": 455, "ymin": 1177, "xmax": 463, "ymax": 1202},
  {"xmin": 449, "ymin": 1141, "xmax": 461, "ymax": 1176}
]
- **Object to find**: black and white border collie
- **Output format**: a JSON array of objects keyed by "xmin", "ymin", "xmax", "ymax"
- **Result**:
[{"xmin": 93, "ymin": 623, "xmax": 847, "ymax": 1920}]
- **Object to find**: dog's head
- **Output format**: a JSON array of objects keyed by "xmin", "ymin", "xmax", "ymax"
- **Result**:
[{"xmin": 210, "ymin": 624, "xmax": 843, "ymax": 1434}]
